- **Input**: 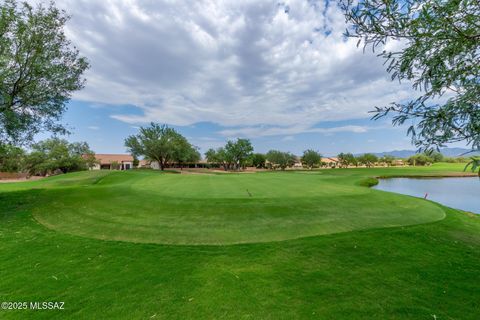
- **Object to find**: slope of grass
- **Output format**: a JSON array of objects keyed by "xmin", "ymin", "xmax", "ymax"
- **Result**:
[
  {"xmin": 0, "ymin": 163, "xmax": 479, "ymax": 319},
  {"xmin": 30, "ymin": 170, "xmax": 446, "ymax": 245}
]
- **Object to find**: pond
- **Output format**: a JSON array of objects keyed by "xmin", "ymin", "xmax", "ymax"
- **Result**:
[{"xmin": 373, "ymin": 177, "xmax": 480, "ymax": 214}]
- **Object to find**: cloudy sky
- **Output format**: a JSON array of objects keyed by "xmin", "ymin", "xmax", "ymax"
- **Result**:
[{"xmin": 37, "ymin": 0, "xmax": 428, "ymax": 155}]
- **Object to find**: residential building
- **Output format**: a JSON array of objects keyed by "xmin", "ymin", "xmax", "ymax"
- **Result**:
[{"xmin": 91, "ymin": 154, "xmax": 134, "ymax": 170}]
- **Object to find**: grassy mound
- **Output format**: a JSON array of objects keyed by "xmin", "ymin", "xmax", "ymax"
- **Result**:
[{"xmin": 30, "ymin": 170, "xmax": 445, "ymax": 245}]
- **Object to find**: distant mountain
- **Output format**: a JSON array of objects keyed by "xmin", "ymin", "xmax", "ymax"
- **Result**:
[{"xmin": 356, "ymin": 148, "xmax": 479, "ymax": 159}]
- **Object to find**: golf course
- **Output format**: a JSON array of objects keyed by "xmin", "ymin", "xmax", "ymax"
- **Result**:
[{"xmin": 1, "ymin": 163, "xmax": 479, "ymax": 319}]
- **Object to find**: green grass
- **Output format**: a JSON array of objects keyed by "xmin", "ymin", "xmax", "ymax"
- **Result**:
[
  {"xmin": 31, "ymin": 169, "xmax": 446, "ymax": 245},
  {"xmin": 0, "ymin": 163, "xmax": 479, "ymax": 319}
]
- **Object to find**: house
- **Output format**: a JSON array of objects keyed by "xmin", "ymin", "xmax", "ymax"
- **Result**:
[
  {"xmin": 91, "ymin": 154, "xmax": 134, "ymax": 170},
  {"xmin": 392, "ymin": 159, "xmax": 405, "ymax": 166},
  {"xmin": 138, "ymin": 160, "xmax": 152, "ymax": 168},
  {"xmin": 321, "ymin": 157, "xmax": 339, "ymax": 167},
  {"xmin": 293, "ymin": 157, "xmax": 303, "ymax": 168}
]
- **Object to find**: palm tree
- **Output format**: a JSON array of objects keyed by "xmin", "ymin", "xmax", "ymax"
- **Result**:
[{"xmin": 464, "ymin": 157, "xmax": 480, "ymax": 176}]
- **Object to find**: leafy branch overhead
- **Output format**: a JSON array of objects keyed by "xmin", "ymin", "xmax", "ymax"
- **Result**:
[
  {"xmin": 341, "ymin": 0, "xmax": 479, "ymax": 151},
  {"xmin": 0, "ymin": 0, "xmax": 89, "ymax": 144}
]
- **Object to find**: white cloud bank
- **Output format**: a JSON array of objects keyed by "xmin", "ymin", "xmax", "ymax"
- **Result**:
[{"xmin": 50, "ymin": 0, "xmax": 412, "ymax": 136}]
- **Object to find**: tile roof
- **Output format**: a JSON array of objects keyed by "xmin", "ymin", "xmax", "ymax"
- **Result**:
[{"xmin": 94, "ymin": 154, "xmax": 134, "ymax": 164}]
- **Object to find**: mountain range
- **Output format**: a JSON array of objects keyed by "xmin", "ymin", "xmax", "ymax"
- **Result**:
[{"xmin": 355, "ymin": 148, "xmax": 479, "ymax": 159}]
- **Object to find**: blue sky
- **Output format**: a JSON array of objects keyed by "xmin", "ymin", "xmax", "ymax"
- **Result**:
[
  {"xmin": 31, "ymin": 0, "xmax": 462, "ymax": 156},
  {"xmin": 51, "ymin": 100, "xmax": 418, "ymax": 157}
]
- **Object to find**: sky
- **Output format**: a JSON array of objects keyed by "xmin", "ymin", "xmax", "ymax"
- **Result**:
[{"xmin": 32, "ymin": 0, "xmax": 452, "ymax": 156}]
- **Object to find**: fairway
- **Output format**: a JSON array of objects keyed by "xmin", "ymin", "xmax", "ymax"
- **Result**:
[
  {"xmin": 1, "ymin": 164, "xmax": 480, "ymax": 319},
  {"xmin": 31, "ymin": 170, "xmax": 444, "ymax": 245}
]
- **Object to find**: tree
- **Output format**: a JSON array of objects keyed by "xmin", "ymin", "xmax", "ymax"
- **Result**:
[
  {"xmin": 224, "ymin": 138, "xmax": 254, "ymax": 170},
  {"xmin": 0, "ymin": 142, "xmax": 24, "ymax": 172},
  {"xmin": 341, "ymin": 0, "xmax": 480, "ymax": 151},
  {"xmin": 124, "ymin": 123, "xmax": 195, "ymax": 171},
  {"xmin": 132, "ymin": 156, "xmax": 139, "ymax": 168},
  {"xmin": 205, "ymin": 147, "xmax": 230, "ymax": 170},
  {"xmin": 266, "ymin": 150, "xmax": 296, "ymax": 170},
  {"xmin": 428, "ymin": 151, "xmax": 444, "ymax": 163},
  {"xmin": 251, "ymin": 153, "xmax": 266, "ymax": 168},
  {"xmin": 379, "ymin": 155, "xmax": 396, "ymax": 167},
  {"xmin": 407, "ymin": 154, "xmax": 433, "ymax": 166},
  {"xmin": 357, "ymin": 153, "xmax": 378, "ymax": 167},
  {"xmin": 175, "ymin": 141, "xmax": 200, "ymax": 169},
  {"xmin": 337, "ymin": 152, "xmax": 357, "ymax": 168},
  {"xmin": 206, "ymin": 139, "xmax": 254, "ymax": 171},
  {"xmin": 301, "ymin": 149, "xmax": 322, "ymax": 169},
  {"xmin": 205, "ymin": 148, "xmax": 220, "ymax": 166},
  {"xmin": 24, "ymin": 138, "xmax": 94, "ymax": 175},
  {"xmin": 464, "ymin": 156, "xmax": 480, "ymax": 176},
  {"xmin": 0, "ymin": 0, "xmax": 89, "ymax": 144}
]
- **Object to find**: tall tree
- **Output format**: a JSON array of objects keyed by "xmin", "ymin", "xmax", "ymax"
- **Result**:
[
  {"xmin": 125, "ymin": 123, "xmax": 195, "ymax": 171},
  {"xmin": 338, "ymin": 152, "xmax": 357, "ymax": 168},
  {"xmin": 205, "ymin": 139, "xmax": 254, "ymax": 171},
  {"xmin": 341, "ymin": 0, "xmax": 480, "ymax": 151},
  {"xmin": 357, "ymin": 153, "xmax": 378, "ymax": 168},
  {"xmin": 379, "ymin": 155, "xmax": 396, "ymax": 167},
  {"xmin": 407, "ymin": 154, "xmax": 433, "ymax": 166},
  {"xmin": 266, "ymin": 150, "xmax": 296, "ymax": 170},
  {"xmin": 175, "ymin": 141, "xmax": 200, "ymax": 169},
  {"xmin": 0, "ymin": 0, "xmax": 89, "ymax": 144},
  {"xmin": 224, "ymin": 138, "xmax": 254, "ymax": 170},
  {"xmin": 205, "ymin": 147, "xmax": 230, "ymax": 170},
  {"xmin": 251, "ymin": 153, "xmax": 266, "ymax": 168},
  {"xmin": 301, "ymin": 149, "xmax": 322, "ymax": 169}
]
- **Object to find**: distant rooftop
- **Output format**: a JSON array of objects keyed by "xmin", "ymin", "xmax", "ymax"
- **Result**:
[{"xmin": 94, "ymin": 154, "xmax": 134, "ymax": 164}]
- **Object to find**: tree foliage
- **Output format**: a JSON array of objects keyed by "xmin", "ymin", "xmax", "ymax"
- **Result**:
[
  {"xmin": 175, "ymin": 140, "xmax": 200, "ymax": 169},
  {"xmin": 0, "ymin": 0, "xmax": 89, "ymax": 144},
  {"xmin": 24, "ymin": 138, "xmax": 95, "ymax": 175},
  {"xmin": 251, "ymin": 153, "xmax": 266, "ymax": 168},
  {"xmin": 205, "ymin": 138, "xmax": 253, "ymax": 170},
  {"xmin": 205, "ymin": 148, "xmax": 223, "ymax": 167},
  {"xmin": 357, "ymin": 153, "xmax": 378, "ymax": 167},
  {"xmin": 379, "ymin": 155, "xmax": 396, "ymax": 166},
  {"xmin": 224, "ymin": 138, "xmax": 254, "ymax": 170},
  {"xmin": 464, "ymin": 156, "xmax": 480, "ymax": 176},
  {"xmin": 266, "ymin": 150, "xmax": 296, "ymax": 170},
  {"xmin": 428, "ymin": 151, "xmax": 444, "ymax": 163},
  {"xmin": 337, "ymin": 152, "xmax": 357, "ymax": 168},
  {"xmin": 125, "ymin": 123, "xmax": 197, "ymax": 171},
  {"xmin": 341, "ymin": 0, "xmax": 480, "ymax": 151},
  {"xmin": 0, "ymin": 142, "xmax": 24, "ymax": 172},
  {"xmin": 301, "ymin": 149, "xmax": 322, "ymax": 169},
  {"xmin": 407, "ymin": 154, "xmax": 433, "ymax": 166}
]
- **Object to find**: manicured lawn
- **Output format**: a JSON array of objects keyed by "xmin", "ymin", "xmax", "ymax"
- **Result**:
[{"xmin": 0, "ymin": 163, "xmax": 479, "ymax": 319}]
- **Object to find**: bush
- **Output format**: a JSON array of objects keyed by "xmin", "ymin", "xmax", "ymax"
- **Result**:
[{"xmin": 358, "ymin": 177, "xmax": 379, "ymax": 187}]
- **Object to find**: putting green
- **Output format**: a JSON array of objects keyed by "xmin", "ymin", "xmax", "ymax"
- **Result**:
[{"xmin": 31, "ymin": 170, "xmax": 445, "ymax": 245}]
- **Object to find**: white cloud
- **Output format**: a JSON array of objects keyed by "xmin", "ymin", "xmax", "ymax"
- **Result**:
[
  {"xmin": 218, "ymin": 124, "xmax": 369, "ymax": 138},
  {"xmin": 49, "ymin": 0, "xmax": 411, "ymax": 136}
]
